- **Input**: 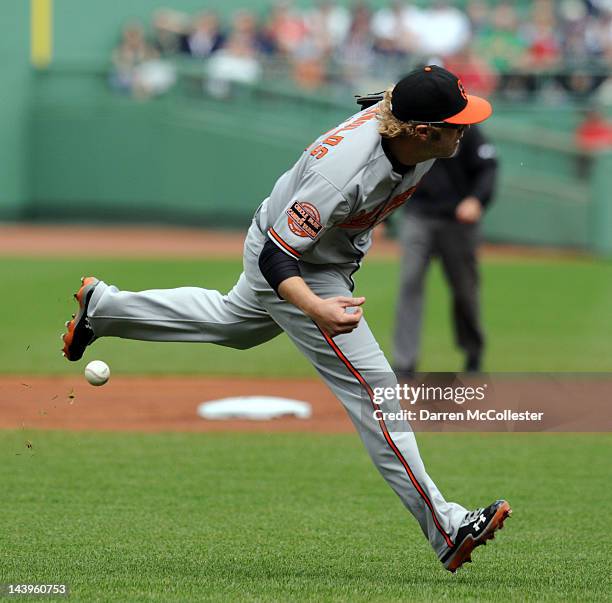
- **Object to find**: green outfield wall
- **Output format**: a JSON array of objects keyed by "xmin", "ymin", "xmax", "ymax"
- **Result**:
[
  {"xmin": 2, "ymin": 0, "xmax": 612, "ymax": 254},
  {"xmin": 24, "ymin": 66, "xmax": 612, "ymax": 253},
  {"xmin": 0, "ymin": 1, "xmax": 30, "ymax": 219}
]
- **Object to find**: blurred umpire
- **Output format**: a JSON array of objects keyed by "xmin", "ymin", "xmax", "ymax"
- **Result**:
[{"xmin": 393, "ymin": 124, "xmax": 498, "ymax": 376}]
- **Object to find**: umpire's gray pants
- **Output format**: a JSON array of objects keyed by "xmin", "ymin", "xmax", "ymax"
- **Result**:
[
  {"xmin": 86, "ymin": 220, "xmax": 467, "ymax": 560},
  {"xmin": 393, "ymin": 212, "xmax": 483, "ymax": 373}
]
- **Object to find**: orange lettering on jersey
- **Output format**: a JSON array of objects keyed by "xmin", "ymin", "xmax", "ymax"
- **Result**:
[
  {"xmin": 310, "ymin": 107, "xmax": 380, "ymax": 160},
  {"xmin": 338, "ymin": 186, "xmax": 417, "ymax": 230},
  {"xmin": 335, "ymin": 109, "xmax": 379, "ymax": 135},
  {"xmin": 323, "ymin": 135, "xmax": 344, "ymax": 146},
  {"xmin": 376, "ymin": 187, "xmax": 416, "ymax": 223},
  {"xmin": 337, "ymin": 208, "xmax": 374, "ymax": 230},
  {"xmin": 310, "ymin": 145, "xmax": 328, "ymax": 159}
]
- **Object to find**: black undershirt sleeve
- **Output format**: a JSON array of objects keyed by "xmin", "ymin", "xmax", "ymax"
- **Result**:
[{"xmin": 258, "ymin": 238, "xmax": 301, "ymax": 296}]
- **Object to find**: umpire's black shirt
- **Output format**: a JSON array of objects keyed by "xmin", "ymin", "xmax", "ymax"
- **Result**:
[{"xmin": 406, "ymin": 125, "xmax": 498, "ymax": 219}]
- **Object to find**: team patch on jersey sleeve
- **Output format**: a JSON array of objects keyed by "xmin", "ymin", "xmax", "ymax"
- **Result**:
[{"xmin": 286, "ymin": 202, "xmax": 323, "ymax": 239}]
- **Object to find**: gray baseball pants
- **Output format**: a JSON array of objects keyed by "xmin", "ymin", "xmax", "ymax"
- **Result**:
[
  {"xmin": 393, "ymin": 212, "xmax": 483, "ymax": 373},
  {"xmin": 86, "ymin": 220, "xmax": 466, "ymax": 559}
]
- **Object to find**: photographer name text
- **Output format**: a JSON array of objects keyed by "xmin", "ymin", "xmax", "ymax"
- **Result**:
[{"xmin": 373, "ymin": 409, "xmax": 544, "ymax": 422}]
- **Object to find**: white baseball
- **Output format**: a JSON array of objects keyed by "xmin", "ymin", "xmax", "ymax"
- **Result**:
[{"xmin": 84, "ymin": 360, "xmax": 110, "ymax": 386}]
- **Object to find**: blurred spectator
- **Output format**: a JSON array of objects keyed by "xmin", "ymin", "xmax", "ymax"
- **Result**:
[
  {"xmin": 371, "ymin": 1, "xmax": 420, "ymax": 56},
  {"xmin": 475, "ymin": 3, "xmax": 527, "ymax": 73},
  {"xmin": 445, "ymin": 45, "xmax": 498, "ymax": 97},
  {"xmin": 520, "ymin": 0, "xmax": 562, "ymax": 70},
  {"xmin": 151, "ymin": 9, "xmax": 190, "ymax": 57},
  {"xmin": 206, "ymin": 11, "xmax": 262, "ymax": 98},
  {"xmin": 305, "ymin": 0, "xmax": 351, "ymax": 57},
  {"xmin": 111, "ymin": 22, "xmax": 155, "ymax": 91},
  {"xmin": 109, "ymin": 1, "xmax": 612, "ymax": 100},
  {"xmin": 291, "ymin": 2, "xmax": 342, "ymax": 89},
  {"xmin": 576, "ymin": 107, "xmax": 612, "ymax": 151},
  {"xmin": 257, "ymin": 8, "xmax": 280, "ymax": 56},
  {"xmin": 559, "ymin": 1, "xmax": 593, "ymax": 64},
  {"xmin": 574, "ymin": 107, "xmax": 612, "ymax": 178},
  {"xmin": 474, "ymin": 3, "xmax": 532, "ymax": 100},
  {"xmin": 265, "ymin": 1, "xmax": 308, "ymax": 57},
  {"xmin": 465, "ymin": 0, "xmax": 491, "ymax": 37},
  {"xmin": 111, "ymin": 22, "xmax": 176, "ymax": 98},
  {"xmin": 587, "ymin": 0, "xmax": 612, "ymax": 16},
  {"xmin": 585, "ymin": 7, "xmax": 612, "ymax": 66},
  {"xmin": 227, "ymin": 10, "xmax": 276, "ymax": 58},
  {"xmin": 335, "ymin": 2, "xmax": 375, "ymax": 86},
  {"xmin": 186, "ymin": 11, "xmax": 226, "ymax": 59},
  {"xmin": 414, "ymin": 1, "xmax": 472, "ymax": 57}
]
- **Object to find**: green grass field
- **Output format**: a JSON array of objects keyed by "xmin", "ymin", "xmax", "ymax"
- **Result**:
[
  {"xmin": 3, "ymin": 254, "xmax": 612, "ymax": 375},
  {"xmin": 0, "ymin": 431, "xmax": 609, "ymax": 602},
  {"xmin": 2, "ymin": 253, "xmax": 611, "ymax": 601}
]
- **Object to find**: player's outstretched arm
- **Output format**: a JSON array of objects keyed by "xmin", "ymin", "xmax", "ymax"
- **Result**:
[{"xmin": 278, "ymin": 276, "xmax": 365, "ymax": 338}]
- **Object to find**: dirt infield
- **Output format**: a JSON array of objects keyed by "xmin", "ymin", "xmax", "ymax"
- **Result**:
[
  {"xmin": 4, "ymin": 374, "xmax": 610, "ymax": 434},
  {"xmin": 0, "ymin": 376, "xmax": 351, "ymax": 433},
  {"xmin": 0, "ymin": 224, "xmax": 594, "ymax": 435},
  {"xmin": 0, "ymin": 223, "xmax": 587, "ymax": 261}
]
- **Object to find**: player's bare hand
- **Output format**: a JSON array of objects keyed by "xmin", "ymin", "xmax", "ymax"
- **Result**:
[
  {"xmin": 309, "ymin": 296, "xmax": 366, "ymax": 338},
  {"xmin": 455, "ymin": 196, "xmax": 482, "ymax": 223}
]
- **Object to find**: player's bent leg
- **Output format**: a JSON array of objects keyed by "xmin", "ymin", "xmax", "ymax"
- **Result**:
[
  {"xmin": 259, "ymin": 289, "xmax": 470, "ymax": 563},
  {"xmin": 61, "ymin": 272, "xmax": 282, "ymax": 359}
]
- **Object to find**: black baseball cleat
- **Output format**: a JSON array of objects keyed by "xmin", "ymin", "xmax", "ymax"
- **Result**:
[
  {"xmin": 440, "ymin": 499, "xmax": 512, "ymax": 573},
  {"xmin": 61, "ymin": 276, "xmax": 99, "ymax": 361},
  {"xmin": 464, "ymin": 353, "xmax": 481, "ymax": 373}
]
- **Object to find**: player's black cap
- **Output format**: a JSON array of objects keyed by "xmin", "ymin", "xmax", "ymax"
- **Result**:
[{"xmin": 391, "ymin": 65, "xmax": 492, "ymax": 125}]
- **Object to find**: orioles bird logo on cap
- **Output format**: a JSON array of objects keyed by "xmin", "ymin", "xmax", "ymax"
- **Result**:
[{"xmin": 457, "ymin": 79, "xmax": 468, "ymax": 101}]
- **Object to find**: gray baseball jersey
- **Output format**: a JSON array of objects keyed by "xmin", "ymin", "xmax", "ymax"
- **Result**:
[
  {"xmin": 256, "ymin": 105, "xmax": 434, "ymax": 266},
  {"xmin": 83, "ymin": 104, "xmax": 467, "ymax": 561}
]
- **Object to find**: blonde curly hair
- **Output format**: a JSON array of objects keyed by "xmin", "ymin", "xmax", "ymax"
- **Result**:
[{"xmin": 377, "ymin": 87, "xmax": 418, "ymax": 139}]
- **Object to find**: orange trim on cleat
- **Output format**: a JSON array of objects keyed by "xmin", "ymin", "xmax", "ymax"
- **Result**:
[
  {"xmin": 445, "ymin": 501, "xmax": 512, "ymax": 573},
  {"xmin": 61, "ymin": 276, "xmax": 99, "ymax": 361}
]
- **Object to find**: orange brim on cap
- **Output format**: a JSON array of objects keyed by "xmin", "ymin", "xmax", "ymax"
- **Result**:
[{"xmin": 444, "ymin": 95, "xmax": 492, "ymax": 125}]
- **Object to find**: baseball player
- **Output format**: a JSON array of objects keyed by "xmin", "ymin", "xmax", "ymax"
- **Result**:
[{"xmin": 62, "ymin": 65, "xmax": 511, "ymax": 572}]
